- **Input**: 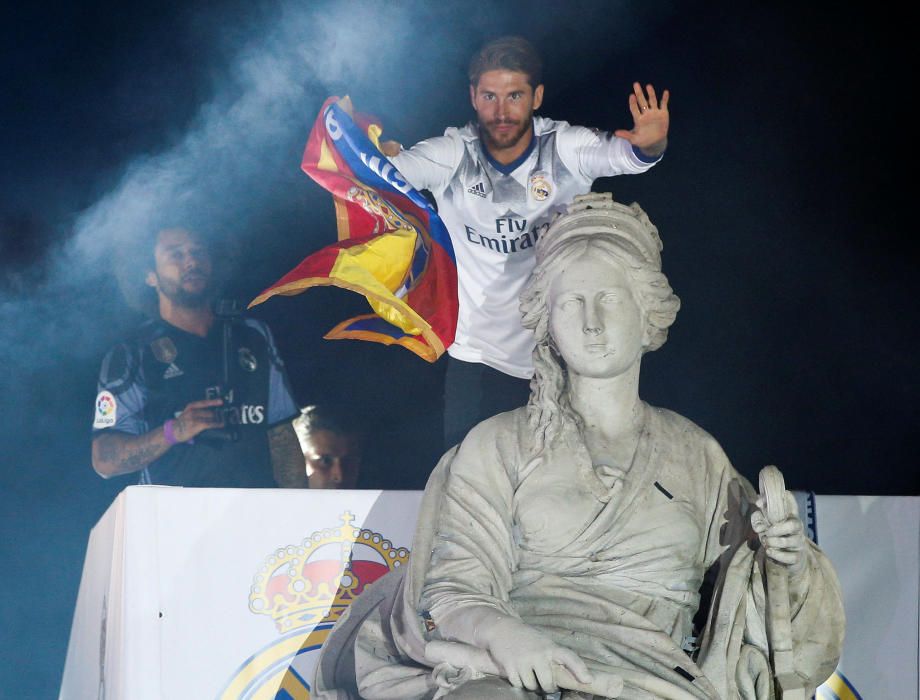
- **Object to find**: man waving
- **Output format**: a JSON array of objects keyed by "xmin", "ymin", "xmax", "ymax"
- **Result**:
[{"xmin": 381, "ymin": 35, "xmax": 670, "ymax": 448}]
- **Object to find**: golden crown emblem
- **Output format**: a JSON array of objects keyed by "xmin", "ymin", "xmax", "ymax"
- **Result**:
[{"xmin": 248, "ymin": 511, "xmax": 410, "ymax": 633}]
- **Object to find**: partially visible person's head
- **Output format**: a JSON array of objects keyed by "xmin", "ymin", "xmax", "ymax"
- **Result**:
[
  {"xmin": 468, "ymin": 36, "xmax": 543, "ymax": 89},
  {"xmin": 145, "ymin": 227, "xmax": 214, "ymax": 311},
  {"xmin": 292, "ymin": 405, "xmax": 363, "ymax": 489}
]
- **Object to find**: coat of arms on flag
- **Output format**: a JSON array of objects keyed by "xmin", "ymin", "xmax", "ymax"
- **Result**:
[{"xmin": 249, "ymin": 96, "xmax": 457, "ymax": 362}]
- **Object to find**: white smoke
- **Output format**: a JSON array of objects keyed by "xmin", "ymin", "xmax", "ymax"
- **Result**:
[
  {"xmin": 1, "ymin": 1, "xmax": 424, "ymax": 369},
  {"xmin": 0, "ymin": 0, "xmax": 666, "ymax": 373}
]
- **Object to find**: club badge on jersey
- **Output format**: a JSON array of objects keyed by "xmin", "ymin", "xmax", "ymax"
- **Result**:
[{"xmin": 529, "ymin": 172, "xmax": 552, "ymax": 201}]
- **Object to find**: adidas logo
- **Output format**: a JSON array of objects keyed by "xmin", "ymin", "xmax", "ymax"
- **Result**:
[
  {"xmin": 163, "ymin": 363, "xmax": 184, "ymax": 379},
  {"xmin": 467, "ymin": 182, "xmax": 487, "ymax": 198}
]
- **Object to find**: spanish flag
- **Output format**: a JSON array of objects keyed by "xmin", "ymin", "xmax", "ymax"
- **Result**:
[{"xmin": 249, "ymin": 97, "xmax": 457, "ymax": 362}]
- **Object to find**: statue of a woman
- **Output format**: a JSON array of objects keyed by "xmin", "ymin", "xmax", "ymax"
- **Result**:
[{"xmin": 313, "ymin": 194, "xmax": 844, "ymax": 700}]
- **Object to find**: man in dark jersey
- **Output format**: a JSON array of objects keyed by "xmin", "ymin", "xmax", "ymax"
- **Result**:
[{"xmin": 91, "ymin": 227, "xmax": 304, "ymax": 487}]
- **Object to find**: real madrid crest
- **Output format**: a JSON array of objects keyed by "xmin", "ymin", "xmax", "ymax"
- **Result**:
[
  {"xmin": 238, "ymin": 347, "xmax": 258, "ymax": 372},
  {"xmin": 218, "ymin": 512, "xmax": 411, "ymax": 699},
  {"xmin": 529, "ymin": 172, "xmax": 552, "ymax": 201}
]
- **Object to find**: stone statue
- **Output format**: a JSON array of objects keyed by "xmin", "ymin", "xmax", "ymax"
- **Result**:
[{"xmin": 313, "ymin": 194, "xmax": 845, "ymax": 699}]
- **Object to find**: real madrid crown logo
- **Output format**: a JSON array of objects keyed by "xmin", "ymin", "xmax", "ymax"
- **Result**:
[{"xmin": 248, "ymin": 512, "xmax": 410, "ymax": 632}]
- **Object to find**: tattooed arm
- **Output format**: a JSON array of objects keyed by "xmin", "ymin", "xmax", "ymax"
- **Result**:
[
  {"xmin": 269, "ymin": 422, "xmax": 308, "ymax": 488},
  {"xmin": 91, "ymin": 398, "xmax": 225, "ymax": 478}
]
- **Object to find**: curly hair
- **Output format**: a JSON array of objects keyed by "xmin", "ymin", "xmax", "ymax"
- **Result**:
[{"xmin": 519, "ymin": 201, "xmax": 680, "ymax": 452}]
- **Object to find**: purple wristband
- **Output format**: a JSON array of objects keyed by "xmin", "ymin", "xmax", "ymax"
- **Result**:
[{"xmin": 163, "ymin": 419, "xmax": 179, "ymax": 445}]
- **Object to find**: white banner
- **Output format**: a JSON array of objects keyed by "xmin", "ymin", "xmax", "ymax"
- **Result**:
[
  {"xmin": 60, "ymin": 487, "xmax": 918, "ymax": 699},
  {"xmin": 60, "ymin": 486, "xmax": 422, "ymax": 700},
  {"xmin": 813, "ymin": 495, "xmax": 919, "ymax": 700}
]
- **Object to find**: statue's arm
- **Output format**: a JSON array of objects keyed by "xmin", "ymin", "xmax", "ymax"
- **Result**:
[
  {"xmin": 416, "ymin": 418, "xmax": 592, "ymax": 693},
  {"xmin": 417, "ymin": 422, "xmax": 519, "ymax": 624},
  {"xmin": 709, "ymin": 463, "xmax": 845, "ymax": 691},
  {"xmin": 697, "ymin": 449, "xmax": 845, "ymax": 694},
  {"xmin": 776, "ymin": 540, "xmax": 846, "ymax": 688}
]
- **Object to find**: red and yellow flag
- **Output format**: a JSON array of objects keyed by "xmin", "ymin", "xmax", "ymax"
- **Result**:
[{"xmin": 249, "ymin": 97, "xmax": 457, "ymax": 362}]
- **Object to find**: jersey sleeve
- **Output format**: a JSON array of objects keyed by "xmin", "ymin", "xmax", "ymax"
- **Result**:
[
  {"xmin": 92, "ymin": 342, "xmax": 149, "ymax": 437},
  {"xmin": 390, "ymin": 128, "xmax": 465, "ymax": 192},
  {"xmin": 554, "ymin": 121, "xmax": 663, "ymax": 181},
  {"xmin": 245, "ymin": 319, "xmax": 299, "ymax": 427}
]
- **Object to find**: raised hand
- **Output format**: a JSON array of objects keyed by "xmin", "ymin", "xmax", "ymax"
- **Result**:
[{"xmin": 613, "ymin": 82, "xmax": 670, "ymax": 157}]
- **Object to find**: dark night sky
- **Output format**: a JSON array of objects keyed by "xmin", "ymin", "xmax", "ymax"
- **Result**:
[{"xmin": 0, "ymin": 2, "xmax": 915, "ymax": 696}]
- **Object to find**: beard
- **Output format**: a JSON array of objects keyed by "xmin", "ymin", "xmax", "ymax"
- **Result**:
[
  {"xmin": 157, "ymin": 274, "xmax": 213, "ymax": 309},
  {"xmin": 481, "ymin": 115, "xmax": 533, "ymax": 151}
]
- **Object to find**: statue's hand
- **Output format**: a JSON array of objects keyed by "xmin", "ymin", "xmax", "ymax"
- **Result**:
[
  {"xmin": 752, "ymin": 491, "xmax": 808, "ymax": 579},
  {"xmin": 480, "ymin": 617, "xmax": 592, "ymax": 693}
]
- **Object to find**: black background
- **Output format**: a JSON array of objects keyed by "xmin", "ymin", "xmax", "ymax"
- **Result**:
[{"xmin": 1, "ymin": 2, "xmax": 915, "ymax": 696}]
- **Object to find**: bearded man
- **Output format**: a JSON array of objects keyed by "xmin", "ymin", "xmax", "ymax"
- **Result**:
[
  {"xmin": 381, "ymin": 35, "xmax": 670, "ymax": 448},
  {"xmin": 91, "ymin": 226, "xmax": 304, "ymax": 487}
]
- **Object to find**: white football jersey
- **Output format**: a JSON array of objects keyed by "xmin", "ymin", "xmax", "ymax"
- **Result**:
[{"xmin": 392, "ymin": 116, "xmax": 660, "ymax": 378}]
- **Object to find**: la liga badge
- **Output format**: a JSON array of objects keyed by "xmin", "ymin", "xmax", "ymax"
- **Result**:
[{"xmin": 93, "ymin": 391, "xmax": 117, "ymax": 428}]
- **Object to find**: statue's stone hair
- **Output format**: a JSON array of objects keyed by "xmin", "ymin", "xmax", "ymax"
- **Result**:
[
  {"xmin": 519, "ymin": 223, "xmax": 680, "ymax": 450},
  {"xmin": 468, "ymin": 35, "xmax": 543, "ymax": 88}
]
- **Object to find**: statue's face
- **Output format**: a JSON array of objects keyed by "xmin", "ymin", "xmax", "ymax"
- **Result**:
[{"xmin": 548, "ymin": 252, "xmax": 646, "ymax": 379}]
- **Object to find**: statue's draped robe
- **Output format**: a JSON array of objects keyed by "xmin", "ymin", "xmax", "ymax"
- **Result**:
[{"xmin": 313, "ymin": 405, "xmax": 844, "ymax": 699}]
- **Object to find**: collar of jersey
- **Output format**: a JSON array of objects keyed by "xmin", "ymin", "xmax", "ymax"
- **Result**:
[
  {"xmin": 148, "ymin": 317, "xmax": 218, "ymax": 343},
  {"xmin": 480, "ymin": 121, "xmax": 536, "ymax": 175}
]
